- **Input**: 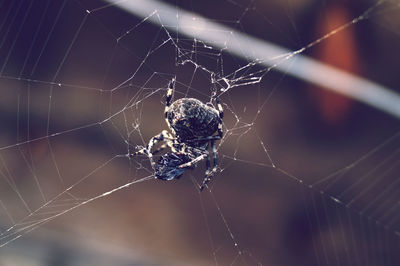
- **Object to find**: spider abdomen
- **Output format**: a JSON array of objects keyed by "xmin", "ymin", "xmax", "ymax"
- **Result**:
[{"xmin": 166, "ymin": 98, "xmax": 220, "ymax": 142}]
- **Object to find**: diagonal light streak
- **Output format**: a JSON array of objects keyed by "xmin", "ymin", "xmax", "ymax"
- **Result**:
[{"xmin": 103, "ymin": 0, "xmax": 400, "ymax": 119}]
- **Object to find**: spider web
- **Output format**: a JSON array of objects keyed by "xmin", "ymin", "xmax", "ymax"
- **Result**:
[{"xmin": 0, "ymin": 0, "xmax": 399, "ymax": 265}]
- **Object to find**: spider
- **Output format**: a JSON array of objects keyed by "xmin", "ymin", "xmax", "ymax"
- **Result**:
[{"xmin": 133, "ymin": 78, "xmax": 223, "ymax": 191}]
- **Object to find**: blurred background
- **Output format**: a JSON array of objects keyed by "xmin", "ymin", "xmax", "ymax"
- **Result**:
[{"xmin": 0, "ymin": 0, "xmax": 399, "ymax": 265}]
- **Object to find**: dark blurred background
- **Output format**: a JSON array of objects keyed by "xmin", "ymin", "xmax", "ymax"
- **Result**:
[{"xmin": 0, "ymin": 0, "xmax": 399, "ymax": 265}]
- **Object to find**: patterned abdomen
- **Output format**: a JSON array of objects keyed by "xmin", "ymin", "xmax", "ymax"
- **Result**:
[{"xmin": 166, "ymin": 98, "xmax": 220, "ymax": 142}]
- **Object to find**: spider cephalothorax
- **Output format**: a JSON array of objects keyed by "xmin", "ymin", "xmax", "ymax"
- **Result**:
[{"xmin": 134, "ymin": 78, "xmax": 223, "ymax": 191}]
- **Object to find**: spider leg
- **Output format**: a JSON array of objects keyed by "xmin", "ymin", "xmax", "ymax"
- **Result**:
[
  {"xmin": 215, "ymin": 94, "xmax": 224, "ymax": 120},
  {"xmin": 212, "ymin": 140, "xmax": 218, "ymax": 170},
  {"xmin": 151, "ymin": 141, "xmax": 178, "ymax": 156},
  {"xmin": 151, "ymin": 143, "xmax": 168, "ymax": 155},
  {"xmin": 199, "ymin": 91, "xmax": 223, "ymax": 191},
  {"xmin": 212, "ymin": 88, "xmax": 224, "ymax": 138},
  {"xmin": 164, "ymin": 77, "xmax": 175, "ymax": 118},
  {"xmin": 177, "ymin": 152, "xmax": 208, "ymax": 169},
  {"xmin": 134, "ymin": 130, "xmax": 174, "ymax": 167},
  {"xmin": 164, "ymin": 77, "xmax": 177, "ymax": 135},
  {"xmin": 148, "ymin": 130, "xmax": 175, "ymax": 167},
  {"xmin": 186, "ymin": 135, "xmax": 222, "ymax": 143},
  {"xmin": 200, "ymin": 140, "xmax": 218, "ymax": 191},
  {"xmin": 205, "ymin": 144, "xmax": 211, "ymax": 175}
]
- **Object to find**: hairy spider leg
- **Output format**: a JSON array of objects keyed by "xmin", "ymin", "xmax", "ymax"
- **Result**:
[
  {"xmin": 151, "ymin": 143, "xmax": 168, "ymax": 155},
  {"xmin": 177, "ymin": 152, "xmax": 208, "ymax": 169},
  {"xmin": 133, "ymin": 130, "xmax": 171, "ymax": 155},
  {"xmin": 214, "ymin": 91, "xmax": 224, "ymax": 138},
  {"xmin": 185, "ymin": 135, "xmax": 222, "ymax": 143},
  {"xmin": 199, "ymin": 90, "xmax": 224, "ymax": 190},
  {"xmin": 165, "ymin": 78, "xmax": 175, "ymax": 110},
  {"xmin": 200, "ymin": 140, "xmax": 218, "ymax": 191},
  {"xmin": 164, "ymin": 77, "xmax": 176, "ymax": 134},
  {"xmin": 205, "ymin": 142, "xmax": 211, "ymax": 175},
  {"xmin": 147, "ymin": 130, "xmax": 175, "ymax": 166},
  {"xmin": 134, "ymin": 130, "xmax": 174, "ymax": 167}
]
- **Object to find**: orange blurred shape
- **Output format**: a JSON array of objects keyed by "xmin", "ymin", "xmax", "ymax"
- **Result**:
[{"xmin": 310, "ymin": 3, "xmax": 361, "ymax": 125}]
